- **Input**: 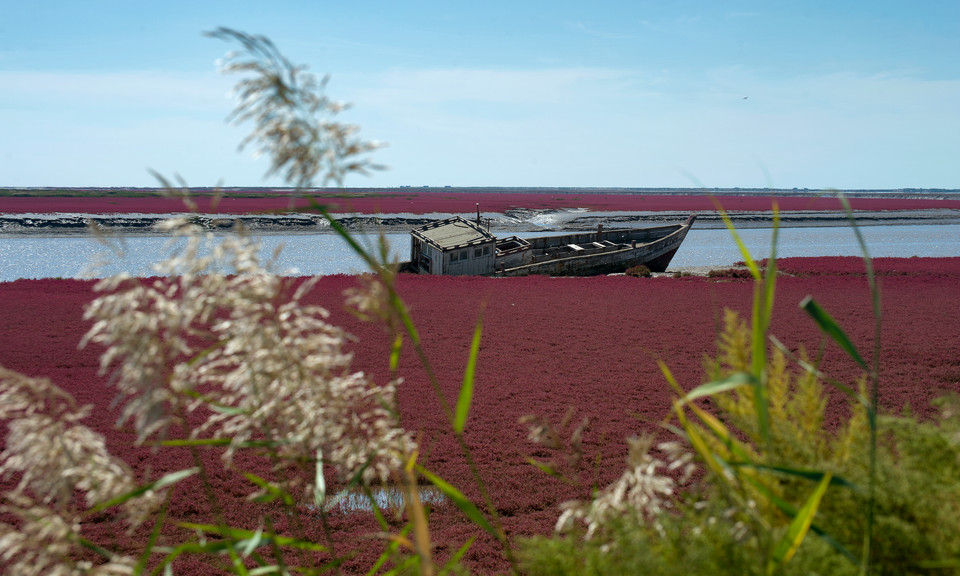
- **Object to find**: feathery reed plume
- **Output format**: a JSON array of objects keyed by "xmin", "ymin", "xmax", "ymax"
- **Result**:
[
  {"xmin": 82, "ymin": 220, "xmax": 414, "ymax": 489},
  {"xmin": 554, "ymin": 434, "xmax": 693, "ymax": 539},
  {"xmin": 0, "ymin": 367, "xmax": 150, "ymax": 573}
]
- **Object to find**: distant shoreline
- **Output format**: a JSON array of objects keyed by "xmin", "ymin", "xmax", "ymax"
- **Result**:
[
  {"xmin": 5, "ymin": 186, "xmax": 960, "ymax": 197},
  {"xmin": 1, "ymin": 208, "xmax": 958, "ymax": 237},
  {"xmin": 3, "ymin": 188, "xmax": 959, "ymax": 236}
]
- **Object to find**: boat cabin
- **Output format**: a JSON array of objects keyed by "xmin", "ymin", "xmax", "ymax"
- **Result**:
[{"xmin": 409, "ymin": 216, "xmax": 497, "ymax": 275}]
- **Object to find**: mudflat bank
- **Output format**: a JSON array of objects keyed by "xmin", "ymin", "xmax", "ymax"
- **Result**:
[
  {"xmin": 1, "ymin": 208, "xmax": 958, "ymax": 237},
  {"xmin": 2, "ymin": 188, "xmax": 960, "ymax": 235}
]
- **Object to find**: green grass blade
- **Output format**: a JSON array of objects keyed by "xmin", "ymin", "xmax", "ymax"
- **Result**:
[
  {"xmin": 158, "ymin": 438, "xmax": 285, "ymax": 449},
  {"xmin": 238, "ymin": 528, "xmax": 264, "ymax": 558},
  {"xmin": 391, "ymin": 291, "xmax": 424, "ymax": 347},
  {"xmin": 683, "ymin": 400, "xmax": 754, "ymax": 463},
  {"xmin": 179, "ymin": 523, "xmax": 329, "ymax": 552},
  {"xmin": 208, "ymin": 403, "xmax": 248, "ymax": 416},
  {"xmin": 455, "ymin": 311, "xmax": 484, "ymax": 434},
  {"xmin": 659, "ymin": 360, "xmax": 684, "ymax": 396},
  {"xmin": 247, "ymin": 567, "xmax": 284, "ymax": 575},
  {"xmin": 309, "ymin": 201, "xmax": 380, "ymax": 271},
  {"xmin": 134, "ymin": 493, "xmax": 170, "ymax": 574},
  {"xmin": 837, "ymin": 194, "xmax": 879, "ymax": 314},
  {"xmin": 674, "ymin": 405, "xmax": 726, "ymax": 478},
  {"xmin": 679, "ymin": 372, "xmax": 755, "ymax": 404},
  {"xmin": 314, "ymin": 206, "xmax": 418, "ymax": 345},
  {"xmin": 363, "ymin": 545, "xmax": 396, "ymax": 576},
  {"xmin": 415, "ymin": 465, "xmax": 498, "ymax": 540},
  {"xmin": 740, "ymin": 473, "xmax": 860, "ymax": 565},
  {"xmin": 243, "ymin": 472, "xmax": 295, "ymax": 506},
  {"xmin": 439, "ymin": 536, "xmax": 476, "ymax": 575},
  {"xmin": 382, "ymin": 555, "xmax": 420, "ymax": 576},
  {"xmin": 751, "ymin": 281, "xmax": 771, "ymax": 445},
  {"xmin": 329, "ymin": 459, "xmax": 391, "ymax": 530},
  {"xmin": 227, "ymin": 545, "xmax": 251, "ymax": 576},
  {"xmin": 314, "ymin": 448, "xmax": 326, "ymax": 506},
  {"xmin": 362, "ymin": 484, "xmax": 391, "ymax": 531},
  {"xmin": 769, "ymin": 335, "xmax": 872, "ymax": 409},
  {"xmin": 800, "ymin": 296, "xmax": 868, "ymax": 370},
  {"xmin": 713, "ymin": 199, "xmax": 761, "ymax": 280},
  {"xmin": 734, "ymin": 202, "xmax": 777, "ymax": 446},
  {"xmin": 76, "ymin": 536, "xmax": 115, "ymax": 560},
  {"xmin": 161, "ymin": 539, "xmax": 235, "ymax": 555},
  {"xmin": 377, "ymin": 232, "xmax": 392, "ymax": 266},
  {"xmin": 177, "ymin": 521, "xmax": 241, "ymax": 534},
  {"xmin": 89, "ymin": 467, "xmax": 199, "ymax": 514},
  {"xmin": 763, "ymin": 204, "xmax": 781, "ymax": 324},
  {"xmin": 526, "ymin": 457, "xmax": 559, "ymax": 477},
  {"xmin": 365, "ymin": 524, "xmax": 412, "ymax": 576},
  {"xmin": 159, "ymin": 438, "xmax": 232, "ymax": 447},
  {"xmin": 836, "ymin": 191, "xmax": 881, "ymax": 576},
  {"xmin": 729, "ymin": 462, "xmax": 858, "ymax": 491},
  {"xmin": 525, "ymin": 457, "xmax": 576, "ymax": 485},
  {"xmin": 767, "ymin": 472, "xmax": 833, "ymax": 575},
  {"xmin": 389, "ymin": 333, "xmax": 403, "ymax": 372},
  {"xmin": 152, "ymin": 548, "xmax": 182, "ymax": 576}
]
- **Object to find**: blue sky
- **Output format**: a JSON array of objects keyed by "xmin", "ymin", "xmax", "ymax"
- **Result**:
[{"xmin": 2, "ymin": 1, "xmax": 958, "ymax": 189}]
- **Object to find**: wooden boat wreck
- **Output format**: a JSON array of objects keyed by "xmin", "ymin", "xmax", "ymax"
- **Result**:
[{"xmin": 406, "ymin": 214, "xmax": 695, "ymax": 276}]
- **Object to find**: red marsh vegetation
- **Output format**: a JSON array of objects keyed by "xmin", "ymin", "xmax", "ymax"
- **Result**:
[
  {"xmin": 1, "ymin": 258, "xmax": 958, "ymax": 573},
  {"xmin": 3, "ymin": 191, "xmax": 960, "ymax": 215}
]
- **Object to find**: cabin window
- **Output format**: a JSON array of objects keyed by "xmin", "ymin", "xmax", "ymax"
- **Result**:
[
  {"xmin": 482, "ymin": 246, "xmax": 490, "ymax": 256},
  {"xmin": 474, "ymin": 248, "xmax": 482, "ymax": 258}
]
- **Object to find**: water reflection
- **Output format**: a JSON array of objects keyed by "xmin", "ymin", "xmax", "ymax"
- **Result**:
[{"xmin": 307, "ymin": 486, "xmax": 447, "ymax": 514}]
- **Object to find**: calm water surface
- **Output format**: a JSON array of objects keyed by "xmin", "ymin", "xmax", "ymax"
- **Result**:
[{"xmin": 1, "ymin": 225, "xmax": 958, "ymax": 282}]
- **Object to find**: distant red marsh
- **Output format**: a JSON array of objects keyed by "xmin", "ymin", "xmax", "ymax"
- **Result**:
[
  {"xmin": 1, "ymin": 257, "xmax": 958, "ymax": 574},
  {"xmin": 3, "ymin": 191, "xmax": 960, "ymax": 215}
]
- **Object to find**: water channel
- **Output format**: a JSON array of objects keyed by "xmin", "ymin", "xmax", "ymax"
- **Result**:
[{"xmin": 1, "ymin": 224, "xmax": 958, "ymax": 282}]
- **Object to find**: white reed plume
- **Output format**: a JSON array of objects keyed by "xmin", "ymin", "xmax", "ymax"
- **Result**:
[
  {"xmin": 0, "ymin": 367, "xmax": 156, "ymax": 522},
  {"xmin": 555, "ymin": 434, "xmax": 692, "ymax": 539},
  {"xmin": 0, "ymin": 497, "xmax": 136, "ymax": 575},
  {"xmin": 82, "ymin": 222, "xmax": 414, "ymax": 489},
  {"xmin": 0, "ymin": 368, "xmax": 149, "ymax": 573}
]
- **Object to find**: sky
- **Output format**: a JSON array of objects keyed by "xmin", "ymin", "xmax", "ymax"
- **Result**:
[{"xmin": 2, "ymin": 1, "xmax": 959, "ymax": 189}]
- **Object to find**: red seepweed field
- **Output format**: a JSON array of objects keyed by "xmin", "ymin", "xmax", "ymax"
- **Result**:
[
  {"xmin": 3, "ymin": 190, "xmax": 960, "ymax": 215},
  {"xmin": 1, "ymin": 258, "xmax": 959, "ymax": 573}
]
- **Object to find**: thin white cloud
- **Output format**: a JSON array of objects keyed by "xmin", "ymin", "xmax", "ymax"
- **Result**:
[
  {"xmin": 0, "ymin": 69, "xmax": 232, "ymax": 112},
  {"xmin": 2, "ymin": 62, "xmax": 958, "ymax": 188},
  {"xmin": 571, "ymin": 22, "xmax": 636, "ymax": 40},
  {"xmin": 357, "ymin": 67, "xmax": 638, "ymax": 106},
  {"xmin": 338, "ymin": 65, "xmax": 960, "ymax": 187}
]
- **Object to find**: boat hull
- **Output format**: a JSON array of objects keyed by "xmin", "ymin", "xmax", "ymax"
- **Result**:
[{"xmin": 493, "ymin": 216, "xmax": 694, "ymax": 277}]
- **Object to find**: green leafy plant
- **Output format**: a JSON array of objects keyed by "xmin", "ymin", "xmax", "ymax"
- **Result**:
[{"xmin": 518, "ymin": 202, "xmax": 960, "ymax": 576}]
